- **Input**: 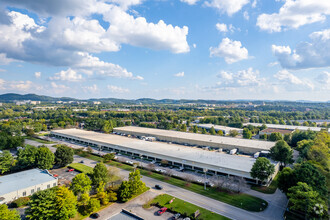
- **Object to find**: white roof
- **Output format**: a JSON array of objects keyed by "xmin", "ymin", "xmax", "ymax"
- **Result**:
[
  {"xmin": 113, "ymin": 126, "xmax": 274, "ymax": 150},
  {"xmin": 52, "ymin": 129, "xmax": 259, "ymax": 174},
  {"xmin": 196, "ymin": 124, "xmax": 243, "ymax": 132},
  {"xmin": 0, "ymin": 169, "xmax": 56, "ymax": 195},
  {"xmin": 243, "ymin": 123, "xmax": 329, "ymax": 132}
]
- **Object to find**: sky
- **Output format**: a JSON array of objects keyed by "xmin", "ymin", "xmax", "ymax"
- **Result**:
[{"xmin": 0, "ymin": 0, "xmax": 329, "ymax": 101}]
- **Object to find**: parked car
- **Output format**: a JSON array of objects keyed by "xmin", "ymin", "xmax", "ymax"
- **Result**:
[
  {"xmin": 172, "ymin": 213, "xmax": 181, "ymax": 219},
  {"xmin": 79, "ymin": 160, "xmax": 84, "ymax": 163},
  {"xmin": 53, "ymin": 174, "xmax": 58, "ymax": 177},
  {"xmin": 67, "ymin": 169, "xmax": 74, "ymax": 172},
  {"xmin": 126, "ymin": 160, "xmax": 133, "ymax": 164},
  {"xmin": 157, "ymin": 207, "xmax": 167, "ymax": 215},
  {"xmin": 155, "ymin": 184, "xmax": 163, "ymax": 190},
  {"xmin": 90, "ymin": 213, "xmax": 100, "ymax": 218}
]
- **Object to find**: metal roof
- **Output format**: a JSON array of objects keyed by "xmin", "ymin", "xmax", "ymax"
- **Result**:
[
  {"xmin": 243, "ymin": 123, "xmax": 329, "ymax": 132},
  {"xmin": 52, "ymin": 129, "xmax": 261, "ymax": 173},
  {"xmin": 0, "ymin": 169, "xmax": 56, "ymax": 195},
  {"xmin": 113, "ymin": 126, "xmax": 274, "ymax": 150},
  {"xmin": 196, "ymin": 124, "xmax": 243, "ymax": 133}
]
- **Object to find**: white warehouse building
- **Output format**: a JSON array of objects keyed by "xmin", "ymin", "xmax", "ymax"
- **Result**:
[
  {"xmin": 113, "ymin": 126, "xmax": 274, "ymax": 154},
  {"xmin": 51, "ymin": 129, "xmax": 279, "ymax": 184},
  {"xmin": 0, "ymin": 169, "xmax": 58, "ymax": 204}
]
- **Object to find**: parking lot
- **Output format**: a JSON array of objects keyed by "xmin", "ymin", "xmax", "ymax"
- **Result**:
[{"xmin": 49, "ymin": 167, "xmax": 79, "ymax": 186}]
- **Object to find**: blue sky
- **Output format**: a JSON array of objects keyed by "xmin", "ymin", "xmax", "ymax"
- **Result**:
[{"xmin": 0, "ymin": 0, "xmax": 329, "ymax": 101}]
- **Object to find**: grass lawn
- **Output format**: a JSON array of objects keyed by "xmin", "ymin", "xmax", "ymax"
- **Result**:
[
  {"xmin": 251, "ymin": 175, "xmax": 278, "ymax": 194},
  {"xmin": 25, "ymin": 136, "xmax": 55, "ymax": 144},
  {"xmin": 75, "ymin": 152, "xmax": 268, "ymax": 212},
  {"xmin": 144, "ymin": 194, "xmax": 230, "ymax": 220},
  {"xmin": 68, "ymin": 163, "xmax": 94, "ymax": 174}
]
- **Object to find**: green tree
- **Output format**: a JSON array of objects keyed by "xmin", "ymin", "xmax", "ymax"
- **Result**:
[
  {"xmin": 229, "ymin": 130, "xmax": 239, "ymax": 137},
  {"xmin": 217, "ymin": 130, "xmax": 224, "ymax": 136},
  {"xmin": 26, "ymin": 188, "xmax": 57, "ymax": 219},
  {"xmin": 55, "ymin": 186, "xmax": 77, "ymax": 219},
  {"xmin": 250, "ymin": 157, "xmax": 275, "ymax": 184},
  {"xmin": 269, "ymin": 140, "xmax": 293, "ymax": 166},
  {"xmin": 209, "ymin": 127, "xmax": 216, "ymax": 135},
  {"xmin": 91, "ymin": 162, "xmax": 109, "ymax": 186},
  {"xmin": 201, "ymin": 128, "xmax": 207, "ymax": 134},
  {"xmin": 107, "ymin": 191, "xmax": 117, "ymax": 202},
  {"xmin": 192, "ymin": 125, "xmax": 198, "ymax": 133},
  {"xmin": 296, "ymin": 139, "xmax": 314, "ymax": 159},
  {"xmin": 54, "ymin": 145, "xmax": 74, "ymax": 167},
  {"xmin": 277, "ymin": 167, "xmax": 296, "ymax": 193},
  {"xmin": 70, "ymin": 173, "xmax": 92, "ymax": 196},
  {"xmin": 243, "ymin": 128, "xmax": 252, "ymax": 139},
  {"xmin": 269, "ymin": 132, "xmax": 283, "ymax": 141},
  {"xmin": 118, "ymin": 181, "xmax": 131, "ymax": 202},
  {"xmin": 0, "ymin": 150, "xmax": 15, "ymax": 174},
  {"xmin": 0, "ymin": 204, "xmax": 20, "ymax": 220},
  {"xmin": 86, "ymin": 198, "xmax": 100, "ymax": 214},
  {"xmin": 103, "ymin": 153, "xmax": 115, "ymax": 163},
  {"xmin": 17, "ymin": 145, "xmax": 38, "ymax": 169},
  {"xmin": 35, "ymin": 146, "xmax": 54, "ymax": 170},
  {"xmin": 128, "ymin": 169, "xmax": 146, "ymax": 195},
  {"xmin": 96, "ymin": 181, "xmax": 109, "ymax": 205},
  {"xmin": 78, "ymin": 193, "xmax": 90, "ymax": 207},
  {"xmin": 294, "ymin": 162, "xmax": 327, "ymax": 196},
  {"xmin": 288, "ymin": 182, "xmax": 326, "ymax": 218}
]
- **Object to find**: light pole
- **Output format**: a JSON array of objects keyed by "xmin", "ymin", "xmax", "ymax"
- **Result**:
[{"xmin": 203, "ymin": 168, "xmax": 208, "ymax": 190}]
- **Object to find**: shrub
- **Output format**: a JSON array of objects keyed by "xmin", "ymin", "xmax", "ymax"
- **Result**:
[{"xmin": 12, "ymin": 197, "xmax": 30, "ymax": 207}]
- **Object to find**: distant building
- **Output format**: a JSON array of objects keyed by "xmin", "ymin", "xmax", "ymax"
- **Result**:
[
  {"xmin": 244, "ymin": 123, "xmax": 329, "ymax": 133},
  {"xmin": 0, "ymin": 169, "xmax": 58, "ymax": 204},
  {"xmin": 259, "ymin": 128, "xmax": 294, "ymax": 137},
  {"xmin": 30, "ymin": 101, "xmax": 41, "ymax": 105},
  {"xmin": 196, "ymin": 124, "xmax": 243, "ymax": 135},
  {"xmin": 93, "ymin": 101, "xmax": 101, "ymax": 105},
  {"xmin": 72, "ymin": 109, "xmax": 88, "ymax": 112}
]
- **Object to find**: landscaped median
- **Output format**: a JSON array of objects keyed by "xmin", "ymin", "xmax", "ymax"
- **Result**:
[
  {"xmin": 68, "ymin": 163, "xmax": 94, "ymax": 174},
  {"xmin": 24, "ymin": 136, "xmax": 56, "ymax": 144},
  {"xmin": 144, "ymin": 194, "xmax": 230, "ymax": 220},
  {"xmin": 73, "ymin": 150, "xmax": 268, "ymax": 212}
]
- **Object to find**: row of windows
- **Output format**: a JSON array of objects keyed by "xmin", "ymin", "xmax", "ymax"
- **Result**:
[{"xmin": 21, "ymin": 183, "xmax": 57, "ymax": 197}]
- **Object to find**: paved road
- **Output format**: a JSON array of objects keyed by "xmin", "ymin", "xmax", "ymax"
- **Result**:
[{"xmin": 26, "ymin": 139, "xmax": 287, "ymax": 220}]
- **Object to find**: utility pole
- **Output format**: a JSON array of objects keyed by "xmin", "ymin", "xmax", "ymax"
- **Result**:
[{"xmin": 203, "ymin": 168, "xmax": 208, "ymax": 190}]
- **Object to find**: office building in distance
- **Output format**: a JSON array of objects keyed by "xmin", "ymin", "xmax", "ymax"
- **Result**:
[
  {"xmin": 0, "ymin": 169, "xmax": 58, "ymax": 204},
  {"xmin": 51, "ymin": 129, "xmax": 279, "ymax": 183},
  {"xmin": 113, "ymin": 126, "xmax": 274, "ymax": 154}
]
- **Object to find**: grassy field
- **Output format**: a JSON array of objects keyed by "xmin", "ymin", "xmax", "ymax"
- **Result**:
[
  {"xmin": 74, "ymin": 152, "xmax": 268, "ymax": 212},
  {"xmin": 68, "ymin": 163, "xmax": 94, "ymax": 174},
  {"xmin": 25, "ymin": 136, "xmax": 55, "ymax": 144},
  {"xmin": 251, "ymin": 175, "xmax": 278, "ymax": 194},
  {"xmin": 144, "ymin": 194, "xmax": 230, "ymax": 220}
]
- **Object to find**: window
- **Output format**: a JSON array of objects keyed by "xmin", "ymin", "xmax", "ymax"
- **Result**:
[
  {"xmin": 37, "ymin": 187, "xmax": 40, "ymax": 192},
  {"xmin": 23, "ymin": 191, "xmax": 26, "ymax": 196},
  {"xmin": 31, "ymin": 189, "xmax": 35, "ymax": 194},
  {"xmin": 47, "ymin": 184, "xmax": 50, "ymax": 189},
  {"xmin": 53, "ymin": 183, "xmax": 56, "ymax": 187}
]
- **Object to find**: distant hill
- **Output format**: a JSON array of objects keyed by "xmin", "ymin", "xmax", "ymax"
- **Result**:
[
  {"xmin": 0, "ymin": 93, "xmax": 77, "ymax": 102},
  {"xmin": 0, "ymin": 93, "xmax": 328, "ymax": 105}
]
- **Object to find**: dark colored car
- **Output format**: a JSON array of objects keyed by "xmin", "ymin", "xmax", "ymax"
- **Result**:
[
  {"xmin": 90, "ymin": 213, "xmax": 100, "ymax": 219},
  {"xmin": 80, "ymin": 160, "xmax": 84, "ymax": 163},
  {"xmin": 157, "ymin": 207, "xmax": 167, "ymax": 215},
  {"xmin": 155, "ymin": 184, "xmax": 163, "ymax": 190}
]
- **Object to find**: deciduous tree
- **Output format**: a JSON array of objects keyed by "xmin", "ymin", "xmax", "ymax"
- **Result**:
[
  {"xmin": 0, "ymin": 150, "xmax": 15, "ymax": 174},
  {"xmin": 250, "ymin": 157, "xmax": 275, "ymax": 184},
  {"xmin": 0, "ymin": 204, "xmax": 20, "ymax": 220},
  {"xmin": 35, "ymin": 146, "xmax": 54, "ymax": 170},
  {"xmin": 54, "ymin": 145, "xmax": 74, "ymax": 167},
  {"xmin": 91, "ymin": 162, "xmax": 109, "ymax": 186},
  {"xmin": 269, "ymin": 140, "xmax": 293, "ymax": 166},
  {"xmin": 70, "ymin": 173, "xmax": 92, "ymax": 196}
]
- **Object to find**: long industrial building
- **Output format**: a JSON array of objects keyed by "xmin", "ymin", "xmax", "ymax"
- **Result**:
[
  {"xmin": 0, "ymin": 169, "xmax": 58, "ymax": 204},
  {"xmin": 243, "ymin": 123, "xmax": 329, "ymax": 132},
  {"xmin": 113, "ymin": 126, "xmax": 274, "ymax": 154},
  {"xmin": 51, "ymin": 129, "xmax": 279, "ymax": 183},
  {"xmin": 196, "ymin": 124, "xmax": 243, "ymax": 135}
]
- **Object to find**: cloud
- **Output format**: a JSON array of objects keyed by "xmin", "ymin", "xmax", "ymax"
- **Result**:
[
  {"xmin": 216, "ymin": 68, "xmax": 265, "ymax": 88},
  {"xmin": 49, "ymin": 68, "xmax": 83, "ymax": 82},
  {"xmin": 204, "ymin": 0, "xmax": 249, "ymax": 16},
  {"xmin": 180, "ymin": 0, "xmax": 200, "ymax": 5},
  {"xmin": 50, "ymin": 82, "xmax": 69, "ymax": 91},
  {"xmin": 34, "ymin": 72, "xmax": 41, "ymax": 78},
  {"xmin": 274, "ymin": 69, "xmax": 314, "ymax": 90},
  {"xmin": 272, "ymin": 29, "xmax": 330, "ymax": 69},
  {"xmin": 0, "ymin": 2, "xmax": 190, "ymax": 80},
  {"xmin": 0, "ymin": 78, "xmax": 42, "ymax": 91},
  {"xmin": 174, "ymin": 71, "xmax": 185, "ymax": 77},
  {"xmin": 210, "ymin": 38, "xmax": 248, "ymax": 64},
  {"xmin": 243, "ymin": 11, "xmax": 249, "ymax": 20},
  {"xmin": 83, "ymin": 84, "xmax": 99, "ymax": 93},
  {"xmin": 315, "ymin": 71, "xmax": 330, "ymax": 86},
  {"xmin": 257, "ymin": 0, "xmax": 330, "ymax": 32},
  {"xmin": 216, "ymin": 23, "xmax": 228, "ymax": 32},
  {"xmin": 193, "ymin": 43, "xmax": 197, "ymax": 48},
  {"xmin": 107, "ymin": 85, "xmax": 130, "ymax": 93}
]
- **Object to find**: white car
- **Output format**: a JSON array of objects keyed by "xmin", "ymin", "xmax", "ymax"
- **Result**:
[{"xmin": 126, "ymin": 160, "xmax": 133, "ymax": 164}]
